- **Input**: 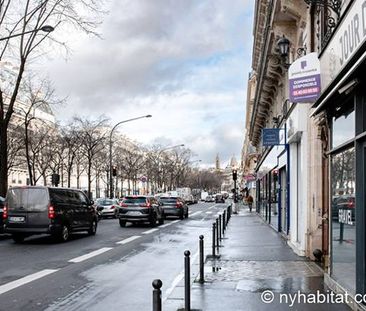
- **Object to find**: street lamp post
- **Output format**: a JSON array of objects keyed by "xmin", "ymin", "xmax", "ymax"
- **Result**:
[
  {"xmin": 0, "ymin": 25, "xmax": 55, "ymax": 41},
  {"xmin": 109, "ymin": 115, "xmax": 152, "ymax": 198}
]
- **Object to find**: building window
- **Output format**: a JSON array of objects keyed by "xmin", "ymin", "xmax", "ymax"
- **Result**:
[
  {"xmin": 332, "ymin": 108, "xmax": 355, "ymax": 148},
  {"xmin": 331, "ymin": 147, "xmax": 355, "ymax": 293}
]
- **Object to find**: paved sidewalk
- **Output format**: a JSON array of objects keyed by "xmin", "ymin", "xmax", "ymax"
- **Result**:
[{"xmin": 165, "ymin": 205, "xmax": 351, "ymax": 311}]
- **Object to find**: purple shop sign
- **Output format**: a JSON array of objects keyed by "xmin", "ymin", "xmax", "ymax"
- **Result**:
[{"xmin": 288, "ymin": 52, "xmax": 321, "ymax": 103}]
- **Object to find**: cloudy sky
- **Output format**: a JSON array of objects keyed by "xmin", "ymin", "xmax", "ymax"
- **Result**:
[{"xmin": 40, "ymin": 0, "xmax": 254, "ymax": 168}]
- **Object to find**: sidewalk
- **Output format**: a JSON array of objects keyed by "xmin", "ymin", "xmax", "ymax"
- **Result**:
[{"xmin": 165, "ymin": 205, "xmax": 351, "ymax": 311}]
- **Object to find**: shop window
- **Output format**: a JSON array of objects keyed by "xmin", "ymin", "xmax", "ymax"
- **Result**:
[
  {"xmin": 332, "ymin": 109, "xmax": 355, "ymax": 148},
  {"xmin": 331, "ymin": 147, "xmax": 355, "ymax": 293}
]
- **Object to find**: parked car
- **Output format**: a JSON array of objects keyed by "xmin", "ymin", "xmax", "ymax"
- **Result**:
[
  {"xmin": 95, "ymin": 198, "xmax": 119, "ymax": 218},
  {"xmin": 0, "ymin": 196, "xmax": 4, "ymax": 233},
  {"xmin": 118, "ymin": 196, "xmax": 164, "ymax": 227},
  {"xmin": 205, "ymin": 195, "xmax": 215, "ymax": 202},
  {"xmin": 215, "ymin": 194, "xmax": 225, "ymax": 203},
  {"xmin": 4, "ymin": 186, "xmax": 98, "ymax": 243},
  {"xmin": 159, "ymin": 196, "xmax": 188, "ymax": 219}
]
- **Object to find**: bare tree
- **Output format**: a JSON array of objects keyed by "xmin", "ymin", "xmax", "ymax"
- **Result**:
[
  {"xmin": 117, "ymin": 144, "xmax": 145, "ymax": 195},
  {"xmin": 7, "ymin": 123, "xmax": 25, "ymax": 174},
  {"xmin": 0, "ymin": 0, "xmax": 103, "ymax": 196},
  {"xmin": 74, "ymin": 117, "xmax": 108, "ymax": 198},
  {"xmin": 20, "ymin": 77, "xmax": 63, "ymax": 185}
]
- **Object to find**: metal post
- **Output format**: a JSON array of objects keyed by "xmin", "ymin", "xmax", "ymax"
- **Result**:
[
  {"xmin": 212, "ymin": 222, "xmax": 216, "ymax": 257},
  {"xmin": 218, "ymin": 214, "xmax": 222, "ymax": 241},
  {"xmin": 152, "ymin": 279, "xmax": 162, "ymax": 311},
  {"xmin": 216, "ymin": 218, "xmax": 219, "ymax": 250},
  {"xmin": 199, "ymin": 235, "xmax": 204, "ymax": 284},
  {"xmin": 184, "ymin": 250, "xmax": 191, "ymax": 311},
  {"xmin": 223, "ymin": 210, "xmax": 226, "ymax": 233},
  {"xmin": 339, "ymin": 222, "xmax": 344, "ymax": 243}
]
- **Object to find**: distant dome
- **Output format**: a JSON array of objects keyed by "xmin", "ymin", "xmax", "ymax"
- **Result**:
[{"xmin": 230, "ymin": 155, "xmax": 238, "ymax": 168}]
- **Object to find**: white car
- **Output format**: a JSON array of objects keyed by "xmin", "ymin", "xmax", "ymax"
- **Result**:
[{"xmin": 96, "ymin": 198, "xmax": 119, "ymax": 218}]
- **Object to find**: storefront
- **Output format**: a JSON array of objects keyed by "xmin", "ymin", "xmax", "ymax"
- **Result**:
[
  {"xmin": 311, "ymin": 0, "xmax": 366, "ymax": 296},
  {"xmin": 256, "ymin": 140, "xmax": 286, "ymax": 233}
]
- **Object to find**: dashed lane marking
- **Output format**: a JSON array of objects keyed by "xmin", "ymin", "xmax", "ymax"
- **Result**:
[
  {"xmin": 142, "ymin": 228, "xmax": 159, "ymax": 235},
  {"xmin": 190, "ymin": 211, "xmax": 202, "ymax": 217},
  {"xmin": 205, "ymin": 211, "xmax": 213, "ymax": 214},
  {"xmin": 68, "ymin": 247, "xmax": 113, "ymax": 263},
  {"xmin": 116, "ymin": 235, "xmax": 141, "ymax": 245},
  {"xmin": 0, "ymin": 269, "xmax": 59, "ymax": 295}
]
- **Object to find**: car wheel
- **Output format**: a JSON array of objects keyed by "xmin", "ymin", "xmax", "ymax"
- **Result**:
[
  {"xmin": 119, "ymin": 219, "xmax": 126, "ymax": 227},
  {"xmin": 12, "ymin": 234, "xmax": 25, "ymax": 243},
  {"xmin": 185, "ymin": 210, "xmax": 189, "ymax": 218},
  {"xmin": 59, "ymin": 225, "xmax": 70, "ymax": 242},
  {"xmin": 158, "ymin": 215, "xmax": 164, "ymax": 225},
  {"xmin": 149, "ymin": 214, "xmax": 157, "ymax": 227},
  {"xmin": 88, "ymin": 220, "xmax": 97, "ymax": 236},
  {"xmin": 179, "ymin": 211, "xmax": 184, "ymax": 220}
]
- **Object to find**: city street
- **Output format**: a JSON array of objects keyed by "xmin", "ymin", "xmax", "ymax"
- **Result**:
[{"xmin": 0, "ymin": 202, "xmax": 227, "ymax": 311}]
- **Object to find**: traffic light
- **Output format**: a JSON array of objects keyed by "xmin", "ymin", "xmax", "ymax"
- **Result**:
[
  {"xmin": 112, "ymin": 166, "xmax": 117, "ymax": 177},
  {"xmin": 232, "ymin": 170, "xmax": 237, "ymax": 181},
  {"xmin": 51, "ymin": 173, "xmax": 60, "ymax": 186}
]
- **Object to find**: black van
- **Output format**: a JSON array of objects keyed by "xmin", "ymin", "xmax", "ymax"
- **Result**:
[{"xmin": 4, "ymin": 186, "xmax": 98, "ymax": 243}]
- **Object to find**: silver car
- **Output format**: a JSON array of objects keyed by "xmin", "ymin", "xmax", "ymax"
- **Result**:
[{"xmin": 96, "ymin": 198, "xmax": 119, "ymax": 218}]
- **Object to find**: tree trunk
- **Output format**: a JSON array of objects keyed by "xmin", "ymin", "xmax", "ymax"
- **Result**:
[
  {"xmin": 87, "ymin": 159, "xmax": 92, "ymax": 198},
  {"xmin": 24, "ymin": 121, "xmax": 34, "ymax": 185},
  {"xmin": 0, "ymin": 121, "xmax": 8, "ymax": 196}
]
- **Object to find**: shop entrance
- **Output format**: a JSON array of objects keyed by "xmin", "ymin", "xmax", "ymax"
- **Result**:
[{"xmin": 279, "ymin": 167, "xmax": 287, "ymax": 233}]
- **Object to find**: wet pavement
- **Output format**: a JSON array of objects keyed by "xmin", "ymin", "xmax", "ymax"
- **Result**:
[{"xmin": 164, "ymin": 206, "xmax": 352, "ymax": 311}]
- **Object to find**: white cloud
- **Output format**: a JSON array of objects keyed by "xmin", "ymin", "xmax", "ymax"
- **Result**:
[{"xmin": 38, "ymin": 0, "xmax": 254, "ymax": 166}]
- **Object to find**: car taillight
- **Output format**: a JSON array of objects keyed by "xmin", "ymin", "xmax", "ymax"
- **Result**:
[
  {"xmin": 176, "ymin": 202, "xmax": 183, "ymax": 208},
  {"xmin": 140, "ymin": 203, "xmax": 151, "ymax": 208},
  {"xmin": 120, "ymin": 203, "xmax": 128, "ymax": 207},
  {"xmin": 3, "ymin": 205, "xmax": 8, "ymax": 219},
  {"xmin": 111, "ymin": 205, "xmax": 115, "ymax": 209},
  {"xmin": 48, "ymin": 205, "xmax": 56, "ymax": 219},
  {"xmin": 348, "ymin": 200, "xmax": 355, "ymax": 208}
]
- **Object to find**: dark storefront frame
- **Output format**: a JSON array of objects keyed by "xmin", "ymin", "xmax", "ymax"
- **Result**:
[{"xmin": 326, "ymin": 81, "xmax": 366, "ymax": 295}]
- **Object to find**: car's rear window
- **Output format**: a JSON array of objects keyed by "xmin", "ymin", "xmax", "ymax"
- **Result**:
[
  {"xmin": 160, "ymin": 197, "xmax": 178, "ymax": 203},
  {"xmin": 7, "ymin": 188, "xmax": 49, "ymax": 211},
  {"xmin": 98, "ymin": 199, "xmax": 116, "ymax": 206},
  {"xmin": 123, "ymin": 197, "xmax": 147, "ymax": 204}
]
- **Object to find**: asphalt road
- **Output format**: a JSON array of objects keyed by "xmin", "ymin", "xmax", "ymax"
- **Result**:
[{"xmin": 0, "ymin": 201, "xmax": 229, "ymax": 311}]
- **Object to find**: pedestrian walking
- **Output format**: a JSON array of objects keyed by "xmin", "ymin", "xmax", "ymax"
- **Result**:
[{"xmin": 246, "ymin": 193, "xmax": 254, "ymax": 212}]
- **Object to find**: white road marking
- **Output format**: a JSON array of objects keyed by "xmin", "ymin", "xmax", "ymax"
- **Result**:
[
  {"xmin": 163, "ymin": 250, "xmax": 199, "ymax": 302},
  {"xmin": 142, "ymin": 228, "xmax": 159, "ymax": 234},
  {"xmin": 171, "ymin": 220, "xmax": 180, "ymax": 224},
  {"xmin": 190, "ymin": 211, "xmax": 202, "ymax": 217},
  {"xmin": 68, "ymin": 247, "xmax": 113, "ymax": 263},
  {"xmin": 205, "ymin": 211, "xmax": 213, "ymax": 214},
  {"xmin": 159, "ymin": 223, "xmax": 171, "ymax": 228},
  {"xmin": 0, "ymin": 269, "xmax": 59, "ymax": 295},
  {"xmin": 116, "ymin": 235, "xmax": 141, "ymax": 245},
  {"xmin": 164, "ymin": 271, "xmax": 184, "ymax": 301},
  {"xmin": 208, "ymin": 205, "xmax": 217, "ymax": 210}
]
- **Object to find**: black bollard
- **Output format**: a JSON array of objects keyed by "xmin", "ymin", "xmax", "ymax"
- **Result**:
[
  {"xmin": 199, "ymin": 235, "xmax": 204, "ymax": 284},
  {"xmin": 215, "ymin": 218, "xmax": 219, "ymax": 251},
  {"xmin": 218, "ymin": 214, "xmax": 222, "ymax": 241},
  {"xmin": 184, "ymin": 250, "xmax": 191, "ymax": 311},
  {"xmin": 212, "ymin": 222, "xmax": 216, "ymax": 257},
  {"xmin": 223, "ymin": 210, "xmax": 226, "ymax": 233},
  {"xmin": 152, "ymin": 279, "xmax": 162, "ymax": 311}
]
